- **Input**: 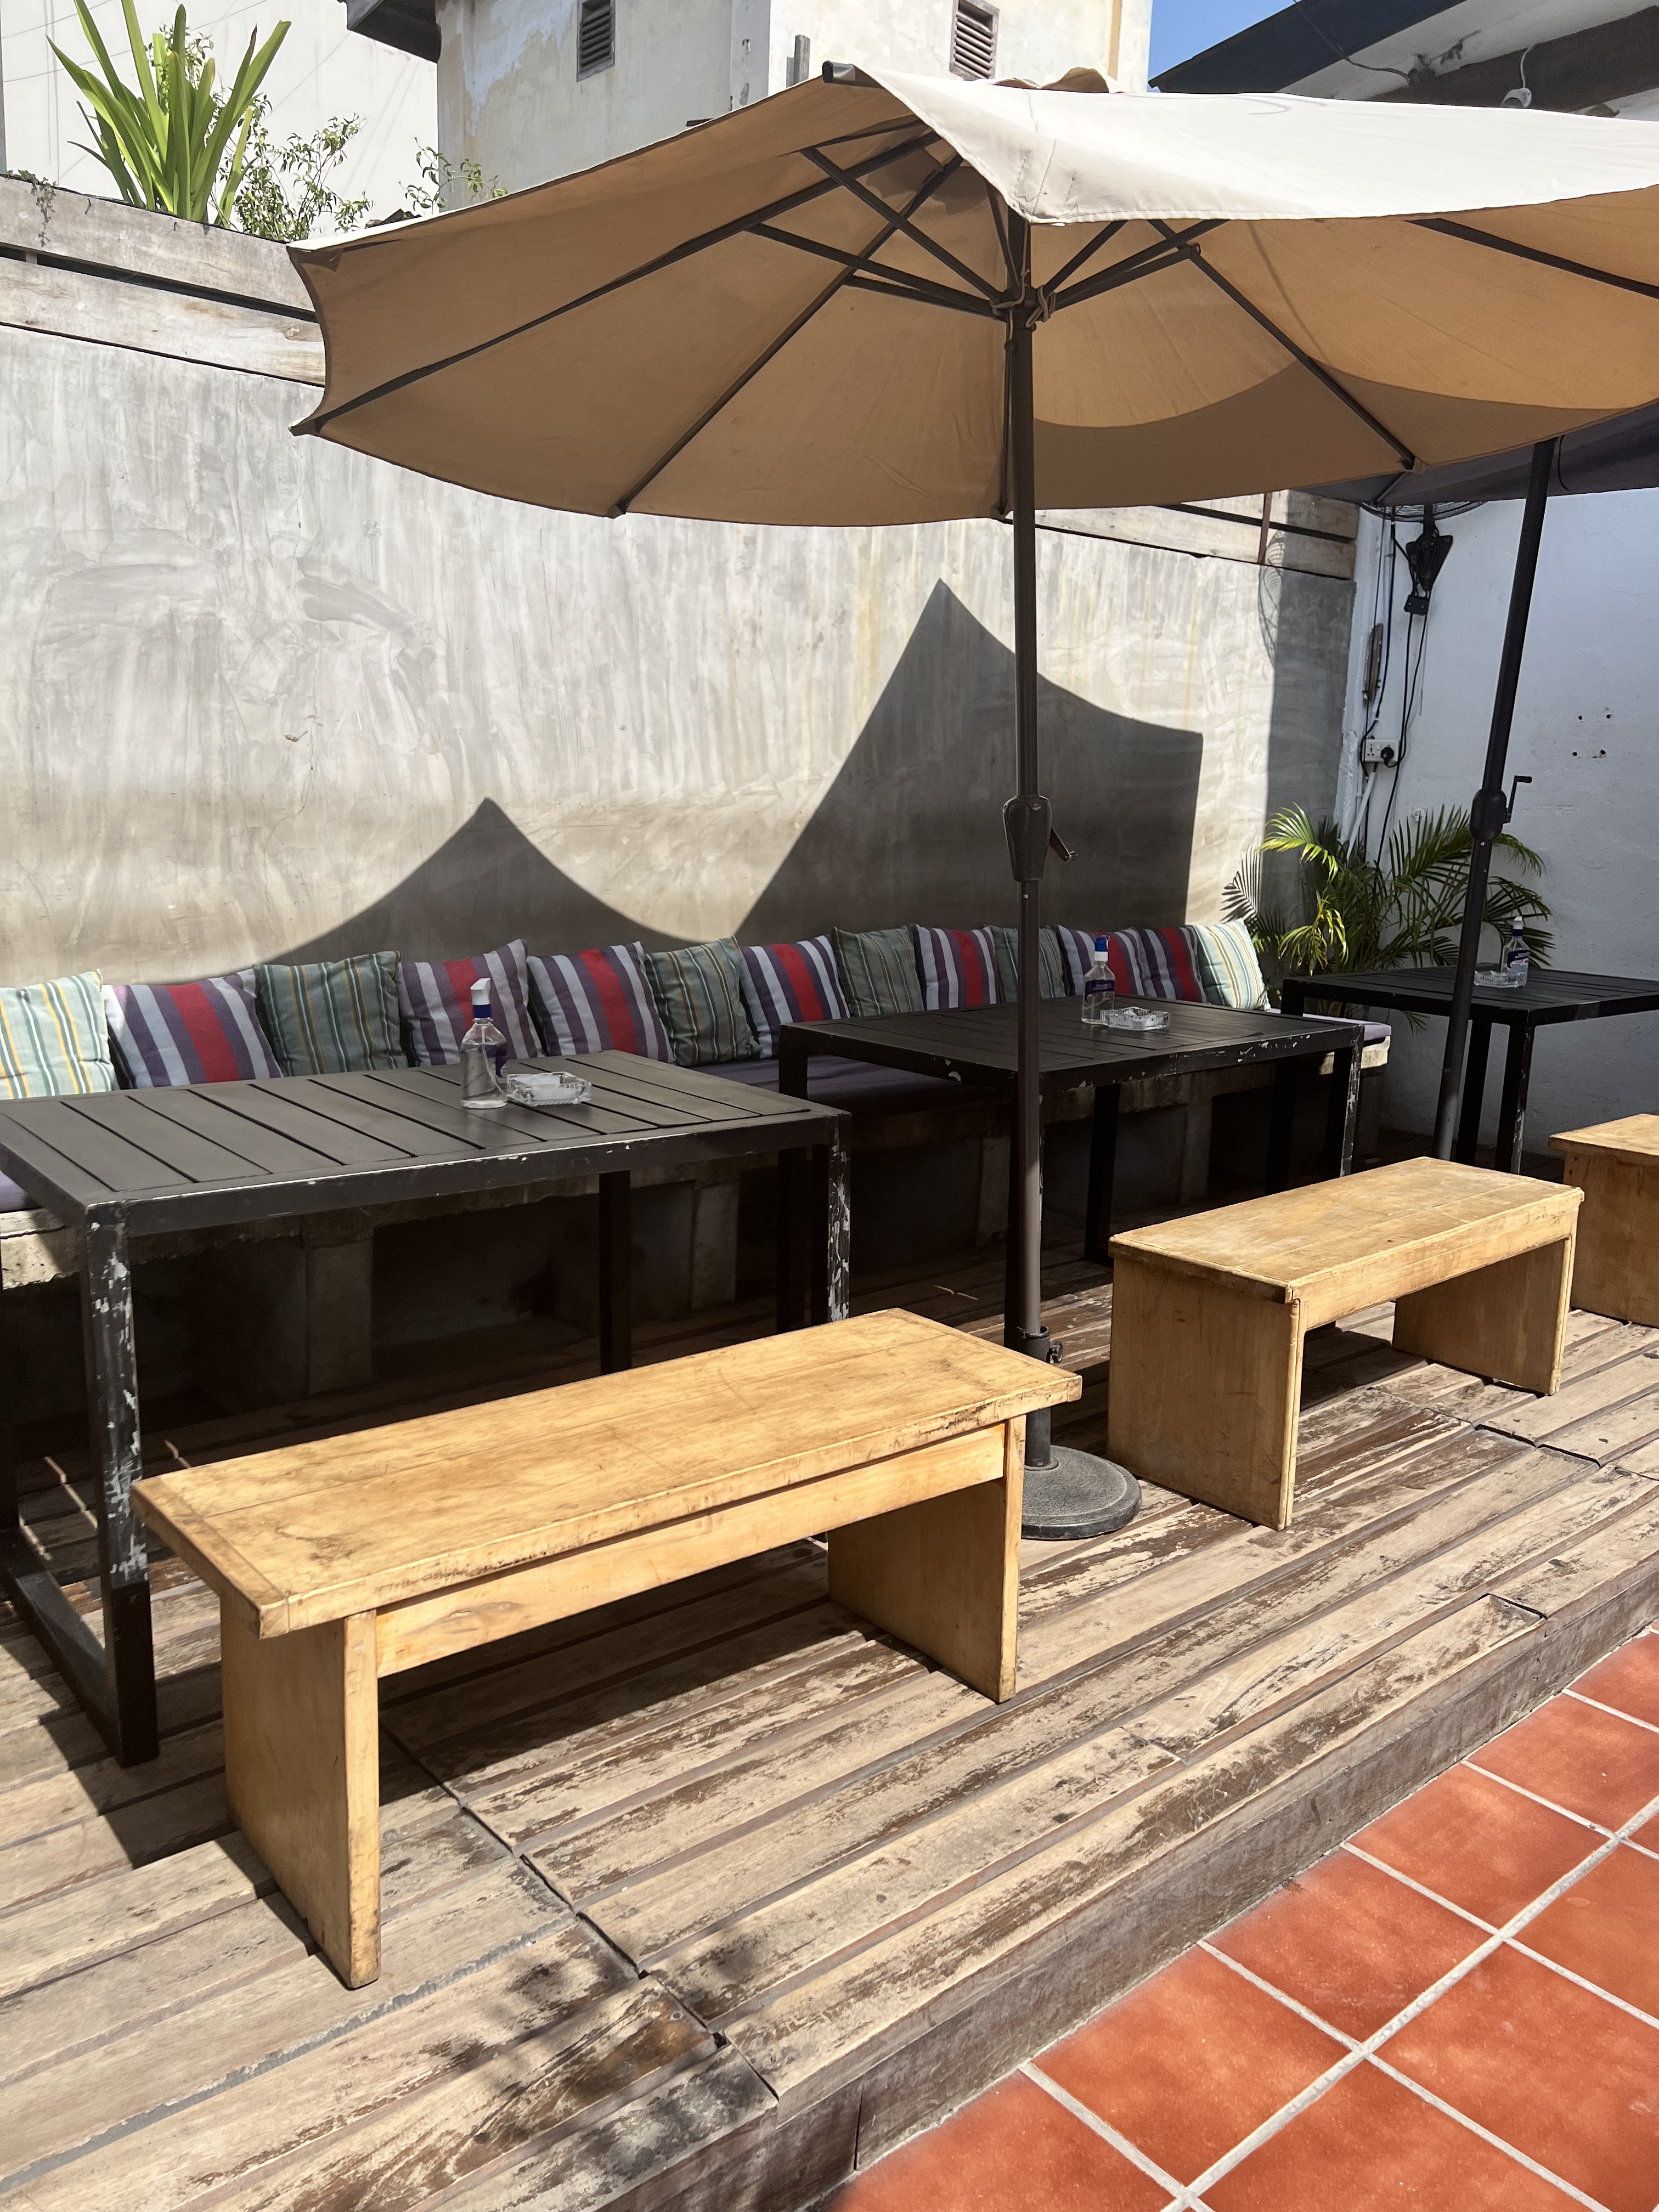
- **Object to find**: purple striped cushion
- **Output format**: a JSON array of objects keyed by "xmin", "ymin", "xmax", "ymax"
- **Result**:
[
  {"xmin": 527, "ymin": 944, "xmax": 673, "ymax": 1059},
  {"xmin": 398, "ymin": 940, "xmax": 539, "ymax": 1066},
  {"xmin": 737, "ymin": 936, "xmax": 849, "ymax": 1057},
  {"xmin": 102, "ymin": 971, "xmax": 283, "ymax": 1087},
  {"xmin": 911, "ymin": 926, "xmax": 1000, "ymax": 1011}
]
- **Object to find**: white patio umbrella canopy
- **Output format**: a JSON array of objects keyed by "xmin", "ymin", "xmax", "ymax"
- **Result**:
[{"xmin": 290, "ymin": 71, "xmax": 1659, "ymax": 1504}]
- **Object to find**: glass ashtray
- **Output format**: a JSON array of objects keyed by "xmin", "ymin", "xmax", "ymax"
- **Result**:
[
  {"xmin": 1100, "ymin": 1005, "xmax": 1171, "ymax": 1032},
  {"xmin": 499, "ymin": 1067, "xmax": 592, "ymax": 1108}
]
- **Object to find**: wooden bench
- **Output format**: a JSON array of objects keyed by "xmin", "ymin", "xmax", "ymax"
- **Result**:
[
  {"xmin": 1107, "ymin": 1157, "xmax": 1581, "ymax": 1531},
  {"xmin": 134, "ymin": 1310, "xmax": 1076, "ymax": 1987},
  {"xmin": 1551, "ymin": 1114, "xmax": 1659, "ymax": 1327}
]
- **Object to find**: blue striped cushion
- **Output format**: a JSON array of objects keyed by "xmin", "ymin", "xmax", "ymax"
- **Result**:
[
  {"xmin": 737, "ymin": 936, "xmax": 848, "ymax": 1057},
  {"xmin": 0, "ymin": 970, "xmax": 116, "ymax": 1101},
  {"xmin": 1193, "ymin": 921, "xmax": 1269, "ymax": 1011},
  {"xmin": 103, "ymin": 971, "xmax": 283, "ymax": 1086},
  {"xmin": 912, "ymin": 926, "xmax": 1000, "ymax": 1010},
  {"xmin": 527, "ymin": 944, "xmax": 673, "ymax": 1059},
  {"xmin": 398, "ymin": 941, "xmax": 539, "ymax": 1066}
]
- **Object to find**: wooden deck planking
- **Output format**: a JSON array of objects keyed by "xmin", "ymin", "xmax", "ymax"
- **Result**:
[{"xmin": 4, "ymin": 1266, "xmax": 1659, "ymax": 2211}]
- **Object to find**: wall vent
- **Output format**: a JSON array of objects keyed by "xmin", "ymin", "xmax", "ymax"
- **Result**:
[
  {"xmin": 950, "ymin": 0, "xmax": 997, "ymax": 79},
  {"xmin": 577, "ymin": 0, "xmax": 614, "ymax": 77}
]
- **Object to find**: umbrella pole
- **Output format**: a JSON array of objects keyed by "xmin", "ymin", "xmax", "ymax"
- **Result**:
[
  {"xmin": 1430, "ymin": 437, "xmax": 1556, "ymax": 1162},
  {"xmin": 1003, "ymin": 214, "xmax": 1139, "ymax": 1538}
]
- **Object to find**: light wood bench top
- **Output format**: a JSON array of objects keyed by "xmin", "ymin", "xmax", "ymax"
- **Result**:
[
  {"xmin": 1551, "ymin": 1114, "xmax": 1659, "ymax": 1170},
  {"xmin": 136, "ymin": 1308, "xmax": 1077, "ymax": 1639},
  {"xmin": 1110, "ymin": 1156, "xmax": 1580, "ymax": 1327}
]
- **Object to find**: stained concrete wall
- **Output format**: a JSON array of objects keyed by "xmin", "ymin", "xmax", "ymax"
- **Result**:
[{"xmin": 0, "ymin": 187, "xmax": 1350, "ymax": 989}]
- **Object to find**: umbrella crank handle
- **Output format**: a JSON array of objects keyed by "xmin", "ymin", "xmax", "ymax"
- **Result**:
[
  {"xmin": 1471, "ymin": 774, "xmax": 1530, "ymax": 840},
  {"xmin": 1002, "ymin": 797, "xmax": 1072, "ymax": 880}
]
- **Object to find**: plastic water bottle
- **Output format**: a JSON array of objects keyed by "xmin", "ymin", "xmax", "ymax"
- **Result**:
[
  {"xmin": 1501, "ymin": 917, "xmax": 1531, "ymax": 990},
  {"xmin": 460, "ymin": 979, "xmax": 507, "ymax": 1109},
  {"xmin": 1081, "ymin": 936, "xmax": 1117, "ymax": 1026}
]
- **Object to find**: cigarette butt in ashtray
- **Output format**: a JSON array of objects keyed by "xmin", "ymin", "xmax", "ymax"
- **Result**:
[{"xmin": 499, "ymin": 1067, "xmax": 593, "ymax": 1108}]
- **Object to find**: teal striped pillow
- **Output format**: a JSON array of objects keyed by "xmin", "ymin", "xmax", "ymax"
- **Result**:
[
  {"xmin": 831, "ymin": 926, "xmax": 924, "ymax": 1019},
  {"xmin": 644, "ymin": 939, "xmax": 759, "ymax": 1067},
  {"xmin": 255, "ymin": 952, "xmax": 407, "ymax": 1076},
  {"xmin": 989, "ymin": 925, "xmax": 1069, "ymax": 1002},
  {"xmin": 1193, "ymin": 921, "xmax": 1269, "ymax": 1011},
  {"xmin": 0, "ymin": 969, "xmax": 116, "ymax": 1100}
]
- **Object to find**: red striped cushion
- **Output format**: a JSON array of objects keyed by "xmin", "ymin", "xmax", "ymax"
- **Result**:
[
  {"xmin": 397, "ymin": 941, "xmax": 539, "ymax": 1065},
  {"xmin": 527, "ymin": 944, "xmax": 673, "ymax": 1059},
  {"xmin": 911, "ymin": 926, "xmax": 1000, "ymax": 1011},
  {"xmin": 737, "ymin": 936, "xmax": 848, "ymax": 1057},
  {"xmin": 1058, "ymin": 926, "xmax": 1205, "ymax": 1001},
  {"xmin": 102, "ymin": 972, "xmax": 283, "ymax": 1087}
]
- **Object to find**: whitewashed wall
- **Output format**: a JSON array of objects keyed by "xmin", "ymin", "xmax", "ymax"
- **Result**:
[{"xmin": 1335, "ymin": 494, "xmax": 1659, "ymax": 1148}]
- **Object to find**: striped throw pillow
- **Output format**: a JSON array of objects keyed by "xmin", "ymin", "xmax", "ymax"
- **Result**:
[
  {"xmin": 255, "ymin": 952, "xmax": 407, "ymax": 1076},
  {"xmin": 1193, "ymin": 921, "xmax": 1270, "ymax": 1011},
  {"xmin": 831, "ymin": 926, "xmax": 924, "ymax": 1019},
  {"xmin": 912, "ymin": 926, "xmax": 1000, "ymax": 1011},
  {"xmin": 398, "ymin": 941, "xmax": 539, "ymax": 1066},
  {"xmin": 104, "ymin": 970, "xmax": 283, "ymax": 1087},
  {"xmin": 527, "ymin": 944, "xmax": 673, "ymax": 1059},
  {"xmin": 1053, "ymin": 926, "xmax": 1098, "ymax": 996},
  {"xmin": 989, "ymin": 925, "xmax": 1069, "ymax": 1001},
  {"xmin": 644, "ymin": 939, "xmax": 760, "ymax": 1067},
  {"xmin": 0, "ymin": 970, "xmax": 116, "ymax": 1101},
  {"xmin": 1062, "ymin": 926, "xmax": 1205, "ymax": 1001},
  {"xmin": 738, "ymin": 936, "xmax": 848, "ymax": 1058}
]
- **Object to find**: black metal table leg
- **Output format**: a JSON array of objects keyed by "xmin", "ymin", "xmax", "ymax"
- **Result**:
[
  {"xmin": 1083, "ymin": 1084, "xmax": 1119, "ymax": 1263},
  {"xmin": 597, "ymin": 1170, "xmax": 632, "ymax": 1373},
  {"xmin": 1266, "ymin": 1059, "xmax": 1300, "ymax": 1191},
  {"xmin": 1454, "ymin": 1017, "xmax": 1492, "ymax": 1164},
  {"xmin": 1323, "ymin": 1044, "xmax": 1362, "ymax": 1177},
  {"xmin": 83, "ymin": 1212, "xmax": 158, "ymax": 1765},
  {"xmin": 810, "ymin": 1120, "xmax": 851, "ymax": 1324},
  {"xmin": 1493, "ymin": 1022, "xmax": 1536, "ymax": 1173}
]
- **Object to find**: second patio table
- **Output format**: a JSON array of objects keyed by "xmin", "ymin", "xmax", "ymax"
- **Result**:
[
  {"xmin": 778, "ymin": 997, "xmax": 1366, "ymax": 1330},
  {"xmin": 0, "ymin": 1053, "xmax": 847, "ymax": 1767}
]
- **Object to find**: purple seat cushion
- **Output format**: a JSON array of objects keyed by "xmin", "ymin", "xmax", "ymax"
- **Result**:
[{"xmin": 720, "ymin": 1053, "xmax": 982, "ymax": 1115}]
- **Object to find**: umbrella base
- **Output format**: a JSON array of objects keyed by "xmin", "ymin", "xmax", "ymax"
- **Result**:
[{"xmin": 1020, "ymin": 1447, "xmax": 1142, "ymax": 1540}]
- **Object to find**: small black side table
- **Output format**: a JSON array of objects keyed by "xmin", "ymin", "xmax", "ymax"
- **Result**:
[{"xmin": 1282, "ymin": 967, "xmax": 1659, "ymax": 1172}]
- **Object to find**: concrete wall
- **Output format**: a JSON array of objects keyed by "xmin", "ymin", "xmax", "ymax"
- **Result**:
[
  {"xmin": 1, "ymin": 0, "xmax": 434, "ymax": 226},
  {"xmin": 1333, "ymin": 495, "xmax": 1659, "ymax": 1150},
  {"xmin": 1, "ymin": 182, "xmax": 1350, "ymax": 989},
  {"xmin": 435, "ymin": 0, "xmax": 1148, "ymax": 198}
]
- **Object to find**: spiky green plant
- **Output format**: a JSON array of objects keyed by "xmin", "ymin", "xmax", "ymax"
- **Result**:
[
  {"xmin": 51, "ymin": 0, "xmax": 289, "ymax": 225},
  {"xmin": 1228, "ymin": 804, "xmax": 1551, "ymax": 988}
]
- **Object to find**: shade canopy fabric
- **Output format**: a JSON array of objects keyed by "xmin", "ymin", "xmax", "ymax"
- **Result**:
[
  {"xmin": 292, "ymin": 70, "xmax": 1659, "ymax": 526},
  {"xmin": 1315, "ymin": 397, "xmax": 1659, "ymax": 507}
]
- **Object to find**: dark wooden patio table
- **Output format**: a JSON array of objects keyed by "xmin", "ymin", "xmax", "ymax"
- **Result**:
[
  {"xmin": 780, "ymin": 997, "xmax": 1365, "ymax": 1331},
  {"xmin": 1281, "ymin": 967, "xmax": 1659, "ymax": 1172},
  {"xmin": 0, "ymin": 1054, "xmax": 848, "ymax": 1766}
]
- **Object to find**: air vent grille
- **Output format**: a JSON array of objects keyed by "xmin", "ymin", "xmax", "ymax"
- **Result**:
[
  {"xmin": 578, "ymin": 0, "xmax": 614, "ymax": 77},
  {"xmin": 950, "ymin": 0, "xmax": 997, "ymax": 79}
]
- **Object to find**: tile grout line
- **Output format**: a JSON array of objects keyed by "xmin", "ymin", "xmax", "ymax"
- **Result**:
[
  {"xmin": 1364, "ymin": 2051, "xmax": 1616, "ymax": 2212},
  {"xmin": 1022, "ymin": 1760, "xmax": 1659, "ymax": 2212},
  {"xmin": 1506, "ymin": 1934, "xmax": 1659, "ymax": 2035},
  {"xmin": 1565, "ymin": 1686, "xmax": 1659, "ymax": 1736},
  {"xmin": 1020, "ymin": 2062, "xmax": 1190, "ymax": 2204},
  {"xmin": 1463, "ymin": 1756, "xmax": 1620, "ymax": 1827}
]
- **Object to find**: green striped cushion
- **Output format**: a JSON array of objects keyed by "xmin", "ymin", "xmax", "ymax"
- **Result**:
[
  {"xmin": 1193, "ymin": 920, "xmax": 1269, "ymax": 1011},
  {"xmin": 254, "ymin": 952, "xmax": 407, "ymax": 1076},
  {"xmin": 643, "ymin": 939, "xmax": 759, "ymax": 1067},
  {"xmin": 831, "ymin": 926, "xmax": 924, "ymax": 1019},
  {"xmin": 989, "ymin": 925, "xmax": 1069, "ymax": 1002},
  {"xmin": 0, "ymin": 969, "xmax": 116, "ymax": 1100}
]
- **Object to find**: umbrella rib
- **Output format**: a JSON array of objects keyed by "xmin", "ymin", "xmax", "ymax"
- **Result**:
[
  {"xmin": 607, "ymin": 159, "xmax": 967, "ymax": 517},
  {"xmin": 1048, "ymin": 222, "xmax": 1226, "ymax": 312},
  {"xmin": 1150, "ymin": 223, "xmax": 1418, "ymax": 469},
  {"xmin": 841, "ymin": 270, "xmax": 998, "ymax": 316},
  {"xmin": 297, "ymin": 129, "xmax": 943, "ymax": 438},
  {"xmin": 1414, "ymin": 218, "xmax": 1659, "ymax": 305},
  {"xmin": 1042, "ymin": 220, "xmax": 1127, "ymax": 298},
  {"xmin": 802, "ymin": 145, "xmax": 1005, "ymax": 301}
]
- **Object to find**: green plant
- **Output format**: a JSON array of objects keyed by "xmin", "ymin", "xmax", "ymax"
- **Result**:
[
  {"xmin": 234, "ymin": 106, "xmax": 371, "ymax": 241},
  {"xmin": 50, "ymin": 0, "xmax": 288, "ymax": 225},
  {"xmin": 1228, "ymin": 804, "xmax": 1551, "ymax": 987},
  {"xmin": 391, "ymin": 144, "xmax": 506, "ymax": 217}
]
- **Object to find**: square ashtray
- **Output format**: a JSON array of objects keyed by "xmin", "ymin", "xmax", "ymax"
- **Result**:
[
  {"xmin": 499, "ymin": 1067, "xmax": 592, "ymax": 1108},
  {"xmin": 1101, "ymin": 1005, "xmax": 1171, "ymax": 1031}
]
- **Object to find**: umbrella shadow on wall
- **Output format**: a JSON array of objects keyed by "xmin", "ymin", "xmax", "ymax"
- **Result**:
[
  {"xmin": 741, "ymin": 582, "xmax": 1204, "ymax": 941},
  {"xmin": 280, "ymin": 581, "xmax": 1203, "ymax": 962}
]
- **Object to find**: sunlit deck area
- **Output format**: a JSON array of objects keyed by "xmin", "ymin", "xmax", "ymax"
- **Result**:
[{"xmin": 7, "ymin": 1246, "xmax": 1658, "ymax": 2212}]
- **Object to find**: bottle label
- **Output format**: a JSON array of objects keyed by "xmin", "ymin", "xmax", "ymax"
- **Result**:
[{"xmin": 1083, "ymin": 975, "xmax": 1115, "ymax": 1023}]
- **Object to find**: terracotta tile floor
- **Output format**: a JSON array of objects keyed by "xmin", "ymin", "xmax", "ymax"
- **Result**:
[{"xmin": 833, "ymin": 1628, "xmax": 1659, "ymax": 2212}]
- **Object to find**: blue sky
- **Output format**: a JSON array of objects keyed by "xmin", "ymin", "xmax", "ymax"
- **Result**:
[{"xmin": 1149, "ymin": 0, "xmax": 1288, "ymax": 76}]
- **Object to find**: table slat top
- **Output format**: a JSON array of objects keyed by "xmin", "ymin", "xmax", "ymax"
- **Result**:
[
  {"xmin": 1110, "ymin": 1157, "xmax": 1580, "ymax": 1310},
  {"xmin": 783, "ymin": 998, "xmax": 1361, "ymax": 1085},
  {"xmin": 134, "ymin": 1310, "xmax": 1078, "ymax": 1635},
  {"xmin": 1551, "ymin": 1114, "xmax": 1659, "ymax": 1169},
  {"xmin": 1296, "ymin": 967, "xmax": 1659, "ymax": 1023},
  {"xmin": 0, "ymin": 1056, "xmax": 838, "ymax": 1229}
]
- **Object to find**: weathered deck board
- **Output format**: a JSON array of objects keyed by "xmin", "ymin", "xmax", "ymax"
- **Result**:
[{"xmin": 4, "ymin": 1266, "xmax": 1658, "ymax": 2212}]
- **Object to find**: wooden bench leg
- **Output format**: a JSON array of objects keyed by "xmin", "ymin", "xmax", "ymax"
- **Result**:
[
  {"xmin": 1107, "ymin": 1253, "xmax": 1304, "ymax": 1530},
  {"xmin": 827, "ymin": 1420, "xmax": 1023, "ymax": 1701},
  {"xmin": 1393, "ymin": 1234, "xmax": 1573, "ymax": 1396},
  {"xmin": 1564, "ymin": 1156, "xmax": 1659, "ymax": 1325},
  {"xmin": 220, "ymin": 1604, "xmax": 381, "ymax": 1988}
]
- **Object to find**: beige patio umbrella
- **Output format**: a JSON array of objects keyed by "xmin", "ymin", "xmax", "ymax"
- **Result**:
[{"xmin": 291, "ymin": 70, "xmax": 1659, "ymax": 1526}]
